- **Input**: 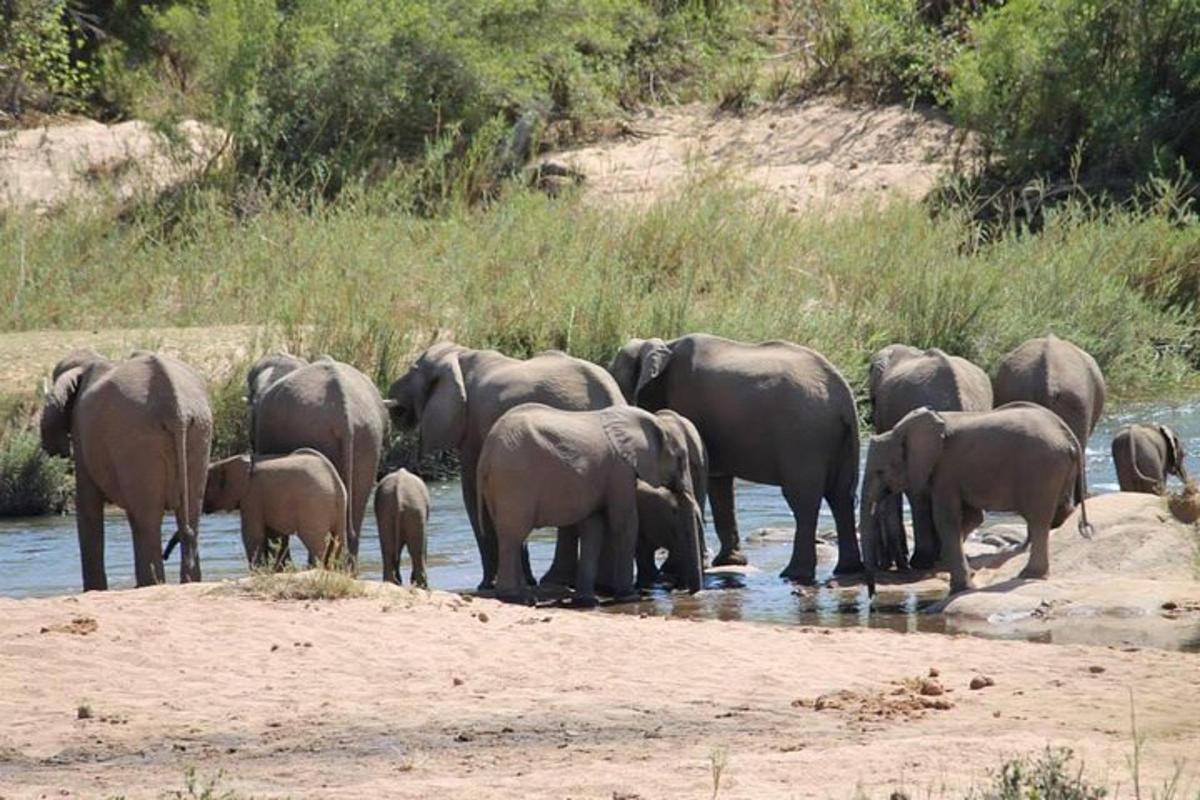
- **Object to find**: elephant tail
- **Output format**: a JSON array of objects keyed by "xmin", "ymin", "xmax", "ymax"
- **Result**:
[
  {"xmin": 164, "ymin": 421, "xmax": 198, "ymax": 567},
  {"xmin": 1073, "ymin": 429, "xmax": 1095, "ymax": 540}
]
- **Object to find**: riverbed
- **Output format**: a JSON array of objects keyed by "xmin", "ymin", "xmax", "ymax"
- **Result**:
[{"xmin": 3, "ymin": 400, "xmax": 1198, "ymax": 647}]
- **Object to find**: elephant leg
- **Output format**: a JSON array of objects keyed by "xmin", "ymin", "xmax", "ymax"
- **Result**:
[
  {"xmin": 709, "ymin": 475, "xmax": 747, "ymax": 567},
  {"xmin": 127, "ymin": 506, "xmax": 166, "ymax": 588},
  {"xmin": 540, "ymin": 527, "xmax": 578, "ymax": 590},
  {"xmin": 908, "ymin": 492, "xmax": 939, "ymax": 569},
  {"xmin": 75, "ymin": 469, "xmax": 107, "ymax": 591},
  {"xmin": 604, "ymin": 493, "xmax": 639, "ymax": 601},
  {"xmin": 635, "ymin": 539, "xmax": 660, "ymax": 590},
  {"xmin": 873, "ymin": 492, "xmax": 905, "ymax": 571},
  {"xmin": 933, "ymin": 500, "xmax": 973, "ymax": 594},
  {"xmin": 1018, "ymin": 518, "xmax": 1052, "ymax": 581},
  {"xmin": 827, "ymin": 479, "xmax": 864, "ymax": 575},
  {"xmin": 240, "ymin": 510, "xmax": 267, "ymax": 568},
  {"xmin": 494, "ymin": 528, "xmax": 532, "ymax": 604},
  {"xmin": 379, "ymin": 522, "xmax": 401, "ymax": 585},
  {"xmin": 573, "ymin": 514, "xmax": 606, "ymax": 607},
  {"xmin": 461, "ymin": 462, "xmax": 496, "ymax": 591},
  {"xmin": 779, "ymin": 484, "xmax": 822, "ymax": 583},
  {"xmin": 407, "ymin": 520, "xmax": 428, "ymax": 589}
]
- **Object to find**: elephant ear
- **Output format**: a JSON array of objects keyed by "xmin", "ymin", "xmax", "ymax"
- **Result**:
[
  {"xmin": 1159, "ymin": 425, "xmax": 1186, "ymax": 477},
  {"xmin": 40, "ymin": 367, "xmax": 85, "ymax": 457},
  {"xmin": 419, "ymin": 352, "xmax": 467, "ymax": 455},
  {"xmin": 896, "ymin": 407, "xmax": 946, "ymax": 494},
  {"xmin": 601, "ymin": 409, "xmax": 642, "ymax": 473},
  {"xmin": 634, "ymin": 338, "xmax": 671, "ymax": 402}
]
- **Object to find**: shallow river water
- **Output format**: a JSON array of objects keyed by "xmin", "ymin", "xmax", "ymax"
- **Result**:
[{"xmin": 4, "ymin": 401, "xmax": 1200, "ymax": 649}]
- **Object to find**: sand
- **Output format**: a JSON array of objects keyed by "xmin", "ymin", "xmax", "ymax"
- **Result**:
[
  {"xmin": 539, "ymin": 99, "xmax": 976, "ymax": 212},
  {"xmin": 0, "ymin": 578, "xmax": 1197, "ymax": 799}
]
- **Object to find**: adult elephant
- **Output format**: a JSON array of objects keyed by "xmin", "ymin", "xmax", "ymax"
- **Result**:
[
  {"xmin": 865, "ymin": 345, "xmax": 992, "ymax": 570},
  {"xmin": 609, "ymin": 333, "xmax": 863, "ymax": 583},
  {"xmin": 250, "ymin": 355, "xmax": 389, "ymax": 561},
  {"xmin": 386, "ymin": 343, "xmax": 624, "ymax": 590},
  {"xmin": 477, "ymin": 404, "xmax": 703, "ymax": 606},
  {"xmin": 40, "ymin": 349, "xmax": 212, "ymax": 590},
  {"xmin": 993, "ymin": 335, "xmax": 1106, "ymax": 497}
]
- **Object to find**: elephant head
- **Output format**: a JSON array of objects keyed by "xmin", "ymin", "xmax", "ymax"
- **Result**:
[
  {"xmin": 608, "ymin": 338, "xmax": 671, "ymax": 408},
  {"xmin": 653, "ymin": 409, "xmax": 708, "ymax": 519},
  {"xmin": 859, "ymin": 407, "xmax": 946, "ymax": 578},
  {"xmin": 1159, "ymin": 425, "xmax": 1188, "ymax": 482},
  {"xmin": 203, "ymin": 455, "xmax": 253, "ymax": 513},
  {"xmin": 606, "ymin": 408, "xmax": 704, "ymax": 592},
  {"xmin": 386, "ymin": 342, "xmax": 468, "ymax": 456},
  {"xmin": 246, "ymin": 353, "xmax": 308, "ymax": 406},
  {"xmin": 866, "ymin": 344, "xmax": 922, "ymax": 424},
  {"xmin": 40, "ymin": 350, "xmax": 110, "ymax": 458}
]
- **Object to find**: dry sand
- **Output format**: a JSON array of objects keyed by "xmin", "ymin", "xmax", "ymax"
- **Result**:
[
  {"xmin": 540, "ymin": 99, "xmax": 975, "ymax": 212},
  {"xmin": 0, "ymin": 577, "xmax": 1197, "ymax": 799}
]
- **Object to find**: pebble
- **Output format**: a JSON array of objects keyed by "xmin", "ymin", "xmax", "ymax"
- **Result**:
[
  {"xmin": 969, "ymin": 675, "xmax": 995, "ymax": 690},
  {"xmin": 1088, "ymin": 665, "xmax": 1106, "ymax": 674}
]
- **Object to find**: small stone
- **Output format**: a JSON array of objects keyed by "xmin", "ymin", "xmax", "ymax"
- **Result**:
[
  {"xmin": 928, "ymin": 667, "xmax": 939, "ymax": 678},
  {"xmin": 477, "ymin": 612, "xmax": 489, "ymax": 623},
  {"xmin": 993, "ymin": 710, "xmax": 1002, "ymax": 718},
  {"xmin": 1088, "ymin": 665, "xmax": 1106, "ymax": 674},
  {"xmin": 1161, "ymin": 601, "xmax": 1178, "ymax": 611},
  {"xmin": 969, "ymin": 675, "xmax": 995, "ymax": 690},
  {"xmin": 452, "ymin": 677, "xmax": 464, "ymax": 686},
  {"xmin": 454, "ymin": 732, "xmax": 474, "ymax": 743},
  {"xmin": 270, "ymin": 644, "xmax": 279, "ymax": 652},
  {"xmin": 917, "ymin": 678, "xmax": 944, "ymax": 696}
]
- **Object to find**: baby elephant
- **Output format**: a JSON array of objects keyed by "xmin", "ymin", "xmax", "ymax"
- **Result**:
[
  {"xmin": 1112, "ymin": 423, "xmax": 1187, "ymax": 495},
  {"xmin": 374, "ymin": 469, "xmax": 431, "ymax": 588},
  {"xmin": 204, "ymin": 448, "xmax": 348, "ymax": 568},
  {"xmin": 861, "ymin": 402, "xmax": 1092, "ymax": 595},
  {"xmin": 635, "ymin": 481, "xmax": 706, "ymax": 589}
]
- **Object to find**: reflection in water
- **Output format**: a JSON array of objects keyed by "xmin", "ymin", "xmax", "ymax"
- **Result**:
[{"xmin": 2, "ymin": 399, "xmax": 1199, "ymax": 650}]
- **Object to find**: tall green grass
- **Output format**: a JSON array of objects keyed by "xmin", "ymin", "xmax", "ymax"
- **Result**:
[{"xmin": 2, "ymin": 182, "xmax": 1196, "ymax": 399}]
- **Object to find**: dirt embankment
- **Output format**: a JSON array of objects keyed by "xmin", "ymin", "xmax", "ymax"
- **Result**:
[
  {"xmin": 0, "ymin": 582, "xmax": 1197, "ymax": 799},
  {"xmin": 540, "ymin": 99, "xmax": 975, "ymax": 211}
]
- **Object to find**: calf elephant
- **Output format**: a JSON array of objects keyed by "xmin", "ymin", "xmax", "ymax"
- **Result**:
[
  {"xmin": 609, "ymin": 333, "xmax": 862, "ymax": 583},
  {"xmin": 865, "ymin": 345, "xmax": 992, "ymax": 571},
  {"xmin": 477, "ymin": 404, "xmax": 703, "ymax": 606},
  {"xmin": 250, "ymin": 355, "xmax": 389, "ymax": 563},
  {"xmin": 1112, "ymin": 424, "xmax": 1188, "ymax": 494},
  {"xmin": 387, "ymin": 343, "xmax": 624, "ymax": 590},
  {"xmin": 375, "ymin": 468, "xmax": 432, "ymax": 587},
  {"xmin": 40, "ymin": 350, "xmax": 212, "ymax": 590},
  {"xmin": 201, "ymin": 448, "xmax": 348, "ymax": 568},
  {"xmin": 861, "ymin": 402, "xmax": 1092, "ymax": 595},
  {"xmin": 993, "ymin": 335, "xmax": 1105, "ymax": 500}
]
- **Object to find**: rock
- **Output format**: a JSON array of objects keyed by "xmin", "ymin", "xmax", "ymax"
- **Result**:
[
  {"xmin": 917, "ymin": 678, "xmax": 944, "ymax": 696},
  {"xmin": 1088, "ymin": 665, "xmax": 1106, "ymax": 674},
  {"xmin": 476, "ymin": 612, "xmax": 489, "ymax": 623},
  {"xmin": 969, "ymin": 675, "xmax": 995, "ymax": 690},
  {"xmin": 928, "ymin": 667, "xmax": 939, "ymax": 678}
]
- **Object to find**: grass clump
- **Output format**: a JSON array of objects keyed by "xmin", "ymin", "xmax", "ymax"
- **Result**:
[
  {"xmin": 240, "ymin": 566, "xmax": 366, "ymax": 602},
  {"xmin": 0, "ymin": 425, "xmax": 71, "ymax": 516},
  {"xmin": 970, "ymin": 748, "xmax": 1106, "ymax": 800}
]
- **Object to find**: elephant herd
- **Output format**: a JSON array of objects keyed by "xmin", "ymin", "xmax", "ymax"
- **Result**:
[{"xmin": 38, "ymin": 332, "xmax": 1189, "ymax": 604}]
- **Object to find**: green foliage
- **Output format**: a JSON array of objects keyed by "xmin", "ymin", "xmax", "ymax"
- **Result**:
[
  {"xmin": 0, "ymin": 0, "xmax": 96, "ymax": 117},
  {"xmin": 970, "ymin": 748, "xmax": 1106, "ymax": 800},
  {"xmin": 950, "ymin": 0, "xmax": 1200, "ymax": 186},
  {"xmin": 0, "ymin": 425, "xmax": 70, "ymax": 516}
]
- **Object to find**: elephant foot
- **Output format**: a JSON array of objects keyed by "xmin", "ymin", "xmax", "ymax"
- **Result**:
[
  {"xmin": 712, "ymin": 549, "xmax": 748, "ymax": 567},
  {"xmin": 536, "ymin": 581, "xmax": 572, "ymax": 602},
  {"xmin": 832, "ymin": 557, "xmax": 864, "ymax": 576},
  {"xmin": 476, "ymin": 578, "xmax": 496, "ymax": 592},
  {"xmin": 948, "ymin": 576, "xmax": 977, "ymax": 595},
  {"xmin": 1017, "ymin": 565, "xmax": 1048, "ymax": 581},
  {"xmin": 562, "ymin": 595, "xmax": 598, "ymax": 610},
  {"xmin": 908, "ymin": 551, "xmax": 937, "ymax": 570},
  {"xmin": 779, "ymin": 565, "xmax": 816, "ymax": 584},
  {"xmin": 496, "ymin": 589, "xmax": 536, "ymax": 606}
]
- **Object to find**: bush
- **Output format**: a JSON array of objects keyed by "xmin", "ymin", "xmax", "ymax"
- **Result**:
[
  {"xmin": 970, "ymin": 748, "xmax": 1106, "ymax": 800},
  {"xmin": 950, "ymin": 0, "xmax": 1200, "ymax": 188},
  {"xmin": 0, "ymin": 425, "xmax": 71, "ymax": 516},
  {"xmin": 0, "ymin": 0, "xmax": 96, "ymax": 118}
]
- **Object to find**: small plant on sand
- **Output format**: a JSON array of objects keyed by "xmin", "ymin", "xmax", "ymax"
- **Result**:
[
  {"xmin": 167, "ymin": 767, "xmax": 249, "ymax": 799},
  {"xmin": 241, "ymin": 561, "xmax": 366, "ymax": 602},
  {"xmin": 75, "ymin": 701, "xmax": 92, "ymax": 720},
  {"xmin": 970, "ymin": 747, "xmax": 1106, "ymax": 800},
  {"xmin": 709, "ymin": 743, "xmax": 730, "ymax": 799}
]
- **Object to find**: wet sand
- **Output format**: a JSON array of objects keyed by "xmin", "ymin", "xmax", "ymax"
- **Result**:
[{"xmin": 1, "ymin": 581, "xmax": 1197, "ymax": 799}]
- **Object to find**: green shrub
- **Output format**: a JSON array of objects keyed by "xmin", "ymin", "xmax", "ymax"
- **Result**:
[
  {"xmin": 0, "ymin": 425, "xmax": 71, "ymax": 516},
  {"xmin": 0, "ymin": 0, "xmax": 96, "ymax": 117},
  {"xmin": 970, "ymin": 748, "xmax": 1106, "ymax": 800},
  {"xmin": 950, "ymin": 0, "xmax": 1200, "ymax": 187}
]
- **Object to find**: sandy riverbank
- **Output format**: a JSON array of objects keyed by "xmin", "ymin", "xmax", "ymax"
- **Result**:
[{"xmin": 1, "ymin": 578, "xmax": 1197, "ymax": 799}]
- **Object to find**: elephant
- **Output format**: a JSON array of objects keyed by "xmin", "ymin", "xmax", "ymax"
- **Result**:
[
  {"xmin": 250, "ymin": 355, "xmax": 390, "ymax": 563},
  {"xmin": 993, "ymin": 335, "xmax": 1106, "ymax": 498},
  {"xmin": 374, "ymin": 468, "xmax": 431, "ymax": 587},
  {"xmin": 860, "ymin": 402, "xmax": 1093, "ymax": 595},
  {"xmin": 199, "ymin": 448, "xmax": 348, "ymax": 569},
  {"xmin": 40, "ymin": 349, "xmax": 212, "ymax": 590},
  {"xmin": 477, "ymin": 404, "xmax": 703, "ymax": 606},
  {"xmin": 865, "ymin": 345, "xmax": 993, "ymax": 571},
  {"xmin": 1112, "ymin": 424, "xmax": 1188, "ymax": 494},
  {"xmin": 608, "ymin": 333, "xmax": 862, "ymax": 583},
  {"xmin": 386, "ymin": 343, "xmax": 624, "ymax": 590}
]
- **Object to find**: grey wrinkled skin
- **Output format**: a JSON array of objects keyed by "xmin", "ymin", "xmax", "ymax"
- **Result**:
[
  {"xmin": 861, "ymin": 402, "xmax": 1092, "ymax": 596},
  {"xmin": 374, "ymin": 468, "xmax": 431, "ymax": 588},
  {"xmin": 41, "ymin": 349, "xmax": 212, "ymax": 590},
  {"xmin": 1112, "ymin": 423, "xmax": 1188, "ymax": 494},
  {"xmin": 476, "ymin": 404, "xmax": 703, "ymax": 607},
  {"xmin": 204, "ymin": 448, "xmax": 348, "ymax": 569},
  {"xmin": 864, "ymin": 345, "xmax": 993, "ymax": 572},
  {"xmin": 249, "ymin": 355, "xmax": 389, "ymax": 564},
  {"xmin": 386, "ymin": 343, "xmax": 624, "ymax": 591},
  {"xmin": 993, "ymin": 335, "xmax": 1106, "ymax": 503},
  {"xmin": 609, "ymin": 333, "xmax": 862, "ymax": 584}
]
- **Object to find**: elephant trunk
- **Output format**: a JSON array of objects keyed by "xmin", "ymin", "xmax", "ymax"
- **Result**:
[
  {"xmin": 679, "ymin": 493, "xmax": 705, "ymax": 594},
  {"xmin": 859, "ymin": 474, "xmax": 888, "ymax": 597}
]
